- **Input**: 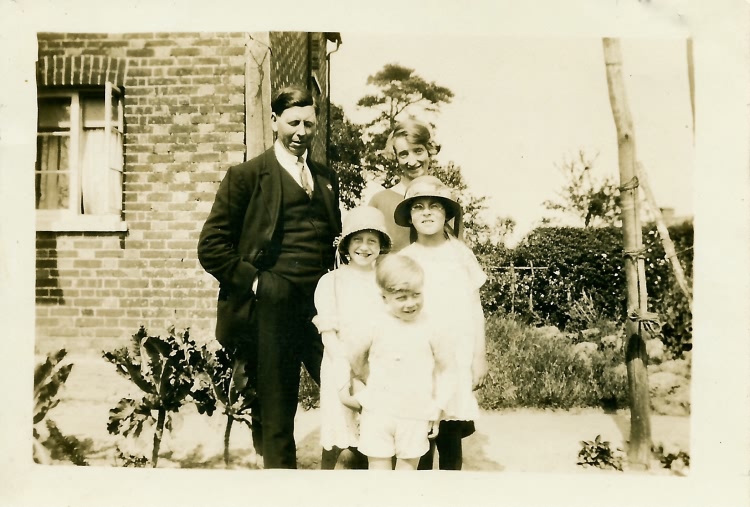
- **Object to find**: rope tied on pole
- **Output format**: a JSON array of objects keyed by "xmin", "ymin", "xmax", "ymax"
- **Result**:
[
  {"xmin": 622, "ymin": 247, "xmax": 647, "ymax": 261},
  {"xmin": 627, "ymin": 308, "xmax": 662, "ymax": 335},
  {"xmin": 618, "ymin": 175, "xmax": 640, "ymax": 192}
]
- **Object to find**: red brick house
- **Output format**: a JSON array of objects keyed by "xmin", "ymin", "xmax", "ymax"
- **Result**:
[{"xmin": 34, "ymin": 31, "xmax": 341, "ymax": 353}]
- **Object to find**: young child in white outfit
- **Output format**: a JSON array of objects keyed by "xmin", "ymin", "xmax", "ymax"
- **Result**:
[
  {"xmin": 395, "ymin": 175, "xmax": 488, "ymax": 470},
  {"xmin": 312, "ymin": 206, "xmax": 392, "ymax": 469},
  {"xmin": 347, "ymin": 254, "xmax": 455, "ymax": 471}
]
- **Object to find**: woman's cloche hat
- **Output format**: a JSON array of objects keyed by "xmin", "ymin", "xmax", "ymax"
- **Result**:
[
  {"xmin": 337, "ymin": 206, "xmax": 393, "ymax": 255},
  {"xmin": 394, "ymin": 175, "xmax": 462, "ymax": 227}
]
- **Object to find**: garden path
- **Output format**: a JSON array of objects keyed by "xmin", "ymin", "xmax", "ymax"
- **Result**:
[{"xmin": 46, "ymin": 353, "xmax": 689, "ymax": 473}]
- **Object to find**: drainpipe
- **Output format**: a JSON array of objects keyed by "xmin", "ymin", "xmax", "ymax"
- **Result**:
[{"xmin": 326, "ymin": 36, "xmax": 342, "ymax": 165}]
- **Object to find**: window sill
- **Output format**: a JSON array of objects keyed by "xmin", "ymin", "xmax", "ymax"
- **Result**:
[{"xmin": 36, "ymin": 214, "xmax": 128, "ymax": 233}]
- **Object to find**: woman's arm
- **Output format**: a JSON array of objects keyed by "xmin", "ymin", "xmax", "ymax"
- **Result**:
[{"xmin": 470, "ymin": 289, "xmax": 488, "ymax": 390}]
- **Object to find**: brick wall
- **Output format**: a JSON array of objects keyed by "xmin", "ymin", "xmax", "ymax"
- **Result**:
[
  {"xmin": 36, "ymin": 32, "xmax": 249, "ymax": 353},
  {"xmin": 35, "ymin": 31, "xmax": 333, "ymax": 354}
]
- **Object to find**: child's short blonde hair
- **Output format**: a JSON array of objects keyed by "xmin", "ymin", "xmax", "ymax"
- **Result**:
[{"xmin": 375, "ymin": 255, "xmax": 424, "ymax": 294}]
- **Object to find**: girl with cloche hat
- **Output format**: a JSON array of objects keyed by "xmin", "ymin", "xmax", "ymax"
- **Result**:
[
  {"xmin": 396, "ymin": 175, "xmax": 488, "ymax": 471},
  {"xmin": 312, "ymin": 206, "xmax": 392, "ymax": 469}
]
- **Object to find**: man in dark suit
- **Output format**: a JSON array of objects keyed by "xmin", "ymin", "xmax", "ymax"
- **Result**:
[{"xmin": 198, "ymin": 86, "xmax": 341, "ymax": 469}]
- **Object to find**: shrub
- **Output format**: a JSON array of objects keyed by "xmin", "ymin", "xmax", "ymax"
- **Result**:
[
  {"xmin": 478, "ymin": 223, "xmax": 693, "ymax": 357},
  {"xmin": 511, "ymin": 226, "xmax": 626, "ymax": 328},
  {"xmin": 298, "ymin": 367, "xmax": 320, "ymax": 410},
  {"xmin": 34, "ymin": 349, "xmax": 90, "ymax": 466},
  {"xmin": 577, "ymin": 435, "xmax": 624, "ymax": 471},
  {"xmin": 196, "ymin": 345, "xmax": 256, "ymax": 466},
  {"xmin": 652, "ymin": 443, "xmax": 690, "ymax": 471},
  {"xmin": 478, "ymin": 315, "xmax": 629, "ymax": 410},
  {"xmin": 103, "ymin": 326, "xmax": 213, "ymax": 467}
]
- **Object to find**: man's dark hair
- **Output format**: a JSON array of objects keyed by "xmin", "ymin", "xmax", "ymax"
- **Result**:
[{"xmin": 271, "ymin": 86, "xmax": 319, "ymax": 115}]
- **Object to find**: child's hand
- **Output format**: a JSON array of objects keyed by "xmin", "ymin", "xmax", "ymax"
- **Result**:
[
  {"xmin": 427, "ymin": 420, "xmax": 440, "ymax": 439},
  {"xmin": 338, "ymin": 378, "xmax": 365, "ymax": 413},
  {"xmin": 472, "ymin": 354, "xmax": 488, "ymax": 391},
  {"xmin": 340, "ymin": 396, "xmax": 362, "ymax": 413}
]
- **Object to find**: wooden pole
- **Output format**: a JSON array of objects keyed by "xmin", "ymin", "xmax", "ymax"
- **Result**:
[
  {"xmin": 528, "ymin": 260, "xmax": 534, "ymax": 312},
  {"xmin": 602, "ymin": 38, "xmax": 652, "ymax": 469},
  {"xmin": 637, "ymin": 162, "xmax": 693, "ymax": 311},
  {"xmin": 686, "ymin": 38, "xmax": 695, "ymax": 141},
  {"xmin": 510, "ymin": 260, "xmax": 515, "ymax": 314}
]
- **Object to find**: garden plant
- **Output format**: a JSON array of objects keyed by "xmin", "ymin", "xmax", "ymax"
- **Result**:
[
  {"xmin": 34, "ymin": 349, "xmax": 90, "ymax": 466},
  {"xmin": 103, "ymin": 326, "xmax": 214, "ymax": 467}
]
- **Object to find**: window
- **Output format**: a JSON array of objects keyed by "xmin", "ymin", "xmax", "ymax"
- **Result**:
[{"xmin": 36, "ymin": 82, "xmax": 126, "ymax": 231}]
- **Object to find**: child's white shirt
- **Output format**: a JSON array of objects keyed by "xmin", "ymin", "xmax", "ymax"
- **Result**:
[
  {"xmin": 349, "ymin": 311, "xmax": 455, "ymax": 422},
  {"xmin": 400, "ymin": 238, "xmax": 487, "ymax": 421}
]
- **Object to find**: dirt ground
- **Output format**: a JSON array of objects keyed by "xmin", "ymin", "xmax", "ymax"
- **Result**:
[{"xmin": 43, "ymin": 353, "xmax": 690, "ymax": 474}]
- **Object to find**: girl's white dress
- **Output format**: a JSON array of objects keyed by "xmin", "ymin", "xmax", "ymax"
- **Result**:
[
  {"xmin": 400, "ymin": 237, "xmax": 487, "ymax": 421},
  {"xmin": 312, "ymin": 265, "xmax": 383, "ymax": 450}
]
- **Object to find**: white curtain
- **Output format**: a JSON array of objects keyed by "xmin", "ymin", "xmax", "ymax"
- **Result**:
[
  {"xmin": 37, "ymin": 135, "xmax": 69, "ymax": 210},
  {"xmin": 80, "ymin": 129, "xmax": 107, "ymax": 215}
]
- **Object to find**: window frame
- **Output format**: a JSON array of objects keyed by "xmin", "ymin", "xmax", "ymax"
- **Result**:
[{"xmin": 35, "ymin": 84, "xmax": 127, "ymax": 232}]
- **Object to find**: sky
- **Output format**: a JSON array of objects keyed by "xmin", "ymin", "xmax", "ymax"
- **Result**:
[{"xmin": 330, "ymin": 34, "xmax": 695, "ymax": 243}]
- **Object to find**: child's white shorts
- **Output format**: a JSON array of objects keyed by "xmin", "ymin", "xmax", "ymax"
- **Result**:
[{"xmin": 358, "ymin": 409, "xmax": 430, "ymax": 459}]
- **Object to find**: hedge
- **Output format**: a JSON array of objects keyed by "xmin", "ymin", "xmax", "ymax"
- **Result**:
[{"xmin": 476, "ymin": 222, "xmax": 693, "ymax": 357}]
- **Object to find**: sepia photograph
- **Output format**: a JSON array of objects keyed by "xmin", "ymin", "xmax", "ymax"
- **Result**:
[{"xmin": 1, "ymin": 0, "xmax": 749, "ymax": 506}]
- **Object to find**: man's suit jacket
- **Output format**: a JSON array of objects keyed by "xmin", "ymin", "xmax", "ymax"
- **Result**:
[{"xmin": 198, "ymin": 147, "xmax": 342, "ymax": 346}]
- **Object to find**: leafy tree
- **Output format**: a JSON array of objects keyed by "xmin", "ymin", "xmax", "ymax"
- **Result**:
[
  {"xmin": 430, "ymin": 160, "xmax": 493, "ymax": 246},
  {"xmin": 357, "ymin": 63, "xmax": 454, "ymax": 134},
  {"xmin": 356, "ymin": 63, "xmax": 454, "ymax": 185},
  {"xmin": 328, "ymin": 103, "xmax": 368, "ymax": 209},
  {"xmin": 345, "ymin": 63, "xmax": 502, "ymax": 249},
  {"xmin": 543, "ymin": 151, "xmax": 620, "ymax": 227}
]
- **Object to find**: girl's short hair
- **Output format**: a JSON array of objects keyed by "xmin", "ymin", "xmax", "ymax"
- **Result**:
[
  {"xmin": 382, "ymin": 119, "xmax": 441, "ymax": 161},
  {"xmin": 375, "ymin": 255, "xmax": 424, "ymax": 293}
]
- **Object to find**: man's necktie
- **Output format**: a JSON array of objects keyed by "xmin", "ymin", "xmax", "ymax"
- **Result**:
[{"xmin": 297, "ymin": 156, "xmax": 313, "ymax": 198}]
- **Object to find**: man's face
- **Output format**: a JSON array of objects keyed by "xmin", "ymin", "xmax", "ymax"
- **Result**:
[
  {"xmin": 382, "ymin": 287, "xmax": 424, "ymax": 322},
  {"xmin": 272, "ymin": 105, "xmax": 317, "ymax": 157}
]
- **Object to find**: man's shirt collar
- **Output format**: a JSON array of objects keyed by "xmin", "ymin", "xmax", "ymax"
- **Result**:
[{"xmin": 274, "ymin": 140, "xmax": 307, "ymax": 170}]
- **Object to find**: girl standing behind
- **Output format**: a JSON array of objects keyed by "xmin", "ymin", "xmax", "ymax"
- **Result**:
[
  {"xmin": 369, "ymin": 119, "xmax": 438, "ymax": 252},
  {"xmin": 312, "ymin": 206, "xmax": 392, "ymax": 469},
  {"xmin": 395, "ymin": 175, "xmax": 488, "ymax": 470}
]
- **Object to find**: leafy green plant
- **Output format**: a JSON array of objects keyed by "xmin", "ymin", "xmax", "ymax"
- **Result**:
[
  {"xmin": 653, "ymin": 443, "xmax": 690, "ymax": 471},
  {"xmin": 103, "ymin": 326, "xmax": 212, "ymax": 467},
  {"xmin": 298, "ymin": 367, "xmax": 320, "ymax": 411},
  {"xmin": 42, "ymin": 420, "xmax": 92, "ymax": 466},
  {"xmin": 33, "ymin": 349, "xmax": 89, "ymax": 465},
  {"xmin": 566, "ymin": 289, "xmax": 601, "ymax": 332},
  {"xmin": 195, "ymin": 346, "xmax": 256, "ymax": 466},
  {"xmin": 577, "ymin": 435, "xmax": 624, "ymax": 471},
  {"xmin": 114, "ymin": 445, "xmax": 150, "ymax": 468},
  {"xmin": 478, "ymin": 315, "xmax": 629, "ymax": 411}
]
